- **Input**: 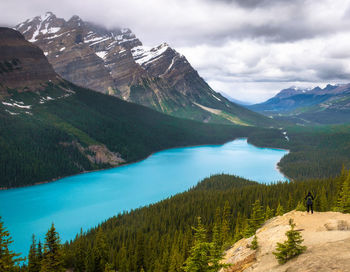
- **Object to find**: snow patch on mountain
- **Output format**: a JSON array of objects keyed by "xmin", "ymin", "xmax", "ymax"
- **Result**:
[
  {"xmin": 96, "ymin": 51, "xmax": 108, "ymax": 59},
  {"xmin": 89, "ymin": 37, "xmax": 111, "ymax": 46},
  {"xmin": 160, "ymin": 57, "xmax": 176, "ymax": 76},
  {"xmin": 2, "ymin": 101, "xmax": 32, "ymax": 109},
  {"xmin": 131, "ymin": 43, "xmax": 169, "ymax": 66},
  {"xmin": 212, "ymin": 94, "xmax": 222, "ymax": 101}
]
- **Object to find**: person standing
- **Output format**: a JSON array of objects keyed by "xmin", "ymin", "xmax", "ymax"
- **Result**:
[{"xmin": 304, "ymin": 192, "xmax": 314, "ymax": 214}]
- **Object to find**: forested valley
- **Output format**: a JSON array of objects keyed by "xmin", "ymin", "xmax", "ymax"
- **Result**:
[{"xmin": 3, "ymin": 168, "xmax": 350, "ymax": 272}]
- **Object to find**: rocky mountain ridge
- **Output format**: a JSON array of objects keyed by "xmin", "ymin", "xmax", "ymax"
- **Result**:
[
  {"xmin": 248, "ymin": 83, "xmax": 350, "ymax": 124},
  {"xmin": 14, "ymin": 12, "xmax": 274, "ymax": 126}
]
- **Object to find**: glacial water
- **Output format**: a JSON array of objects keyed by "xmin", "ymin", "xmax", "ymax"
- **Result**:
[{"xmin": 0, "ymin": 138, "xmax": 288, "ymax": 257}]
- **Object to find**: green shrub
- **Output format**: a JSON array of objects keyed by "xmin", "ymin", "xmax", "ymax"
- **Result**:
[{"xmin": 273, "ymin": 219, "xmax": 306, "ymax": 264}]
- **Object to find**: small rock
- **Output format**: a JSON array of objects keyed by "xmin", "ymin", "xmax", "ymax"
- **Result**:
[{"xmin": 324, "ymin": 220, "xmax": 350, "ymax": 231}]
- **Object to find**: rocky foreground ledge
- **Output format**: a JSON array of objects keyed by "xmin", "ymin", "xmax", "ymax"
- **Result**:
[{"xmin": 221, "ymin": 211, "xmax": 350, "ymax": 272}]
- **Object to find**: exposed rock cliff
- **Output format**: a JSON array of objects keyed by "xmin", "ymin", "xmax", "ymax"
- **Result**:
[
  {"xmin": 15, "ymin": 12, "xmax": 274, "ymax": 126},
  {"xmin": 222, "ymin": 211, "xmax": 350, "ymax": 272},
  {"xmin": 0, "ymin": 27, "xmax": 58, "ymax": 96}
]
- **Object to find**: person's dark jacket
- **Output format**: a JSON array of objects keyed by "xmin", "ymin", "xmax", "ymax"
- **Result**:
[{"xmin": 305, "ymin": 192, "xmax": 314, "ymax": 205}]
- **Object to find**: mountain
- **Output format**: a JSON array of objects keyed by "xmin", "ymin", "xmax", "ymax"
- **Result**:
[
  {"xmin": 248, "ymin": 85, "xmax": 338, "ymax": 113},
  {"xmin": 248, "ymin": 84, "xmax": 350, "ymax": 124},
  {"xmin": 14, "ymin": 12, "xmax": 274, "ymax": 126},
  {"xmin": 0, "ymin": 27, "xmax": 271, "ymax": 188},
  {"xmin": 0, "ymin": 27, "xmax": 58, "ymax": 95}
]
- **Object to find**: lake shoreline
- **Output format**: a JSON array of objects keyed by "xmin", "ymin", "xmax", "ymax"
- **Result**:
[
  {"xmin": 1, "ymin": 137, "xmax": 289, "ymax": 259},
  {"xmin": 0, "ymin": 137, "xmax": 245, "ymax": 191},
  {"xmin": 0, "ymin": 137, "xmax": 290, "ymax": 191}
]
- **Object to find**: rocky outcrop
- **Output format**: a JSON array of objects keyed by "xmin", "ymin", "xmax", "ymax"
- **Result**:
[
  {"xmin": 221, "ymin": 211, "xmax": 350, "ymax": 272},
  {"xmin": 0, "ymin": 27, "xmax": 58, "ymax": 96},
  {"xmin": 60, "ymin": 141, "xmax": 125, "ymax": 167},
  {"xmin": 15, "ymin": 12, "xmax": 274, "ymax": 126}
]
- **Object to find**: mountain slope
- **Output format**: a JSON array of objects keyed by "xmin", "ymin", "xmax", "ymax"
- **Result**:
[
  {"xmin": 0, "ymin": 27, "xmax": 58, "ymax": 95},
  {"xmin": 249, "ymin": 84, "xmax": 350, "ymax": 124},
  {"xmin": 0, "ymin": 27, "xmax": 272, "ymax": 188},
  {"xmin": 222, "ymin": 210, "xmax": 350, "ymax": 272},
  {"xmin": 14, "ymin": 12, "xmax": 274, "ymax": 126}
]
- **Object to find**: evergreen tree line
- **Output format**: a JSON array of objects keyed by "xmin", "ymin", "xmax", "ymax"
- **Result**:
[
  {"xmin": 3, "ymin": 169, "xmax": 349, "ymax": 271},
  {"xmin": 248, "ymin": 125, "xmax": 350, "ymax": 180},
  {"xmin": 0, "ymin": 221, "xmax": 64, "ymax": 272}
]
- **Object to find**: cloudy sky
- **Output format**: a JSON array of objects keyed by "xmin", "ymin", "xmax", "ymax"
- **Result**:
[{"xmin": 1, "ymin": 0, "xmax": 350, "ymax": 103}]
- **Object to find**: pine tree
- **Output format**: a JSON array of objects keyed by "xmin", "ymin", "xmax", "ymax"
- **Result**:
[
  {"xmin": 276, "ymin": 203, "xmax": 284, "ymax": 216},
  {"xmin": 28, "ymin": 234, "xmax": 41, "ymax": 272},
  {"xmin": 233, "ymin": 222, "xmax": 242, "ymax": 242},
  {"xmin": 135, "ymin": 230, "xmax": 145, "ymax": 271},
  {"xmin": 273, "ymin": 219, "xmax": 306, "ymax": 264},
  {"xmin": 0, "ymin": 217, "xmax": 22, "ymax": 272},
  {"xmin": 94, "ymin": 227, "xmax": 109, "ymax": 272},
  {"xmin": 40, "ymin": 223, "xmax": 64, "ymax": 272},
  {"xmin": 84, "ymin": 246, "xmax": 95, "ymax": 272},
  {"xmin": 183, "ymin": 217, "xmax": 211, "ymax": 272},
  {"xmin": 265, "ymin": 205, "xmax": 274, "ymax": 221},
  {"xmin": 251, "ymin": 235, "xmax": 258, "ymax": 250},
  {"xmin": 209, "ymin": 220, "xmax": 223, "ymax": 271},
  {"xmin": 118, "ymin": 245, "xmax": 128, "ymax": 272},
  {"xmin": 169, "ymin": 247, "xmax": 183, "ymax": 272},
  {"xmin": 213, "ymin": 208, "xmax": 222, "ymax": 247},
  {"xmin": 287, "ymin": 193, "xmax": 293, "ymax": 211},
  {"xmin": 73, "ymin": 229, "xmax": 86, "ymax": 272},
  {"xmin": 337, "ymin": 172, "xmax": 350, "ymax": 213},
  {"xmin": 334, "ymin": 166, "xmax": 348, "ymax": 210},
  {"xmin": 319, "ymin": 186, "xmax": 328, "ymax": 212},
  {"xmin": 337, "ymin": 165, "xmax": 348, "ymax": 189},
  {"xmin": 220, "ymin": 201, "xmax": 231, "ymax": 246},
  {"xmin": 295, "ymin": 201, "xmax": 306, "ymax": 212},
  {"xmin": 37, "ymin": 241, "xmax": 42, "ymax": 264},
  {"xmin": 245, "ymin": 200, "xmax": 264, "ymax": 237},
  {"xmin": 233, "ymin": 213, "xmax": 243, "ymax": 242}
]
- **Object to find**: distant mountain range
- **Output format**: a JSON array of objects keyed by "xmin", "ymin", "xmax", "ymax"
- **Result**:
[
  {"xmin": 14, "ymin": 12, "xmax": 274, "ymax": 126},
  {"xmin": 0, "ymin": 27, "xmax": 271, "ymax": 188},
  {"xmin": 248, "ymin": 84, "xmax": 350, "ymax": 124}
]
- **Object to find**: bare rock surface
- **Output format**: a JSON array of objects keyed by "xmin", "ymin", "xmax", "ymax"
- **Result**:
[
  {"xmin": 222, "ymin": 211, "xmax": 350, "ymax": 272},
  {"xmin": 14, "ymin": 12, "xmax": 273, "ymax": 125},
  {"xmin": 0, "ymin": 27, "xmax": 58, "ymax": 95}
]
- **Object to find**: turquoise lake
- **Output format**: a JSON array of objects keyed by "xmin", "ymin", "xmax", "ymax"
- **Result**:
[{"xmin": 0, "ymin": 138, "xmax": 288, "ymax": 257}]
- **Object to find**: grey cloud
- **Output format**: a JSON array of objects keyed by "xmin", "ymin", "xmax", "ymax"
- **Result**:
[
  {"xmin": 1, "ymin": 0, "xmax": 349, "ymax": 102},
  {"xmin": 314, "ymin": 63, "xmax": 350, "ymax": 81},
  {"xmin": 204, "ymin": 0, "xmax": 304, "ymax": 9},
  {"xmin": 1, "ymin": 0, "xmax": 348, "ymax": 46}
]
